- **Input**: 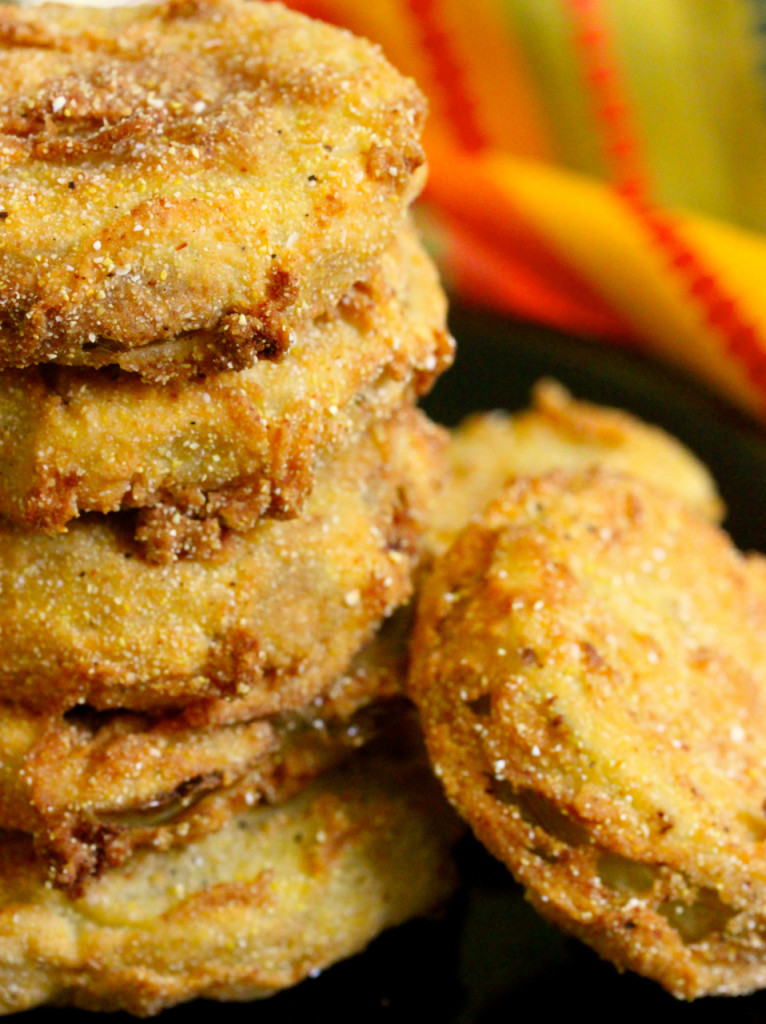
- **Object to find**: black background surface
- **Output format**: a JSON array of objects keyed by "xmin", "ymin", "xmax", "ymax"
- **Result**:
[{"xmin": 25, "ymin": 307, "xmax": 766, "ymax": 1022}]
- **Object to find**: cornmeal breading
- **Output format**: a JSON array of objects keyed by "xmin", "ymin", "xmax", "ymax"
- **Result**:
[
  {"xmin": 0, "ymin": 408, "xmax": 446, "ymax": 713},
  {"xmin": 0, "ymin": 223, "xmax": 452, "ymax": 536},
  {"xmin": 0, "ymin": 613, "xmax": 409, "ymax": 893},
  {"xmin": 0, "ymin": 727, "xmax": 461, "ymax": 1016},
  {"xmin": 0, "ymin": 1, "xmax": 454, "ymax": 1013},
  {"xmin": 410, "ymin": 468, "xmax": 766, "ymax": 999},
  {"xmin": 429, "ymin": 380, "xmax": 723, "ymax": 556},
  {"xmin": 0, "ymin": 0, "xmax": 426, "ymax": 377}
]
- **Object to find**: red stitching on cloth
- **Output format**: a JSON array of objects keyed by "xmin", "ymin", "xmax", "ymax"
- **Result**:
[
  {"xmin": 566, "ymin": 0, "xmax": 648, "ymax": 194},
  {"xmin": 423, "ymin": 142, "xmax": 635, "ymax": 341},
  {"xmin": 405, "ymin": 0, "xmax": 487, "ymax": 151},
  {"xmin": 567, "ymin": 0, "xmax": 766, "ymax": 405}
]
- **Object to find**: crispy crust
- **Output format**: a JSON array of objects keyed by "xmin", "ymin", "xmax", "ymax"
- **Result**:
[
  {"xmin": 0, "ymin": 407, "xmax": 447, "ymax": 712},
  {"xmin": 428, "ymin": 380, "xmax": 723, "ymax": 557},
  {"xmin": 0, "ymin": 222, "xmax": 452, "ymax": 536},
  {"xmin": 0, "ymin": 0, "xmax": 426, "ymax": 374},
  {"xmin": 0, "ymin": 613, "xmax": 410, "ymax": 893},
  {"xmin": 0, "ymin": 727, "xmax": 461, "ymax": 1016},
  {"xmin": 410, "ymin": 468, "xmax": 766, "ymax": 999}
]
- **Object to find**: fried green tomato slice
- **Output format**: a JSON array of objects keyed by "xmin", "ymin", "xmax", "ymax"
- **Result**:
[
  {"xmin": 0, "ymin": 222, "xmax": 452, "ymax": 539},
  {"xmin": 0, "ymin": 727, "xmax": 461, "ymax": 1016},
  {"xmin": 0, "ymin": 0, "xmax": 426, "ymax": 376},
  {"xmin": 410, "ymin": 467, "xmax": 766, "ymax": 999},
  {"xmin": 0, "ymin": 612, "xmax": 410, "ymax": 893},
  {"xmin": 428, "ymin": 380, "xmax": 722, "ymax": 557},
  {"xmin": 0, "ymin": 407, "xmax": 446, "ymax": 713}
]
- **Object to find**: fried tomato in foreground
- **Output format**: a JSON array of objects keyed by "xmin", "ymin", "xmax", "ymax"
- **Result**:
[
  {"xmin": 0, "ymin": 722, "xmax": 461, "ymax": 1016},
  {"xmin": 410, "ymin": 467, "xmax": 766, "ymax": 999},
  {"xmin": 0, "ymin": 0, "xmax": 426, "ymax": 376},
  {"xmin": 0, "ymin": 408, "xmax": 445, "ymax": 713}
]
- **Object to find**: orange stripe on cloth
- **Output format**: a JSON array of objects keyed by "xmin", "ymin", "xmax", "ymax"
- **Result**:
[
  {"xmin": 420, "ymin": 0, "xmax": 555, "ymax": 157},
  {"xmin": 404, "ymin": 0, "xmax": 487, "ymax": 151},
  {"xmin": 433, "ymin": 206, "xmax": 631, "ymax": 340},
  {"xmin": 425, "ymin": 134, "xmax": 633, "ymax": 341},
  {"xmin": 625, "ymin": 194, "xmax": 766, "ymax": 406},
  {"xmin": 441, "ymin": 145, "xmax": 766, "ymax": 418}
]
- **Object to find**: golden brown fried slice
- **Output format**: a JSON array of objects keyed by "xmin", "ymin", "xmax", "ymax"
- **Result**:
[
  {"xmin": 410, "ymin": 468, "xmax": 766, "ymax": 999},
  {"xmin": 0, "ymin": 726, "xmax": 461, "ymax": 1016},
  {"xmin": 0, "ymin": 407, "xmax": 446, "ymax": 713},
  {"xmin": 0, "ymin": 0, "xmax": 426, "ymax": 377},
  {"xmin": 0, "ymin": 613, "xmax": 410, "ymax": 893},
  {"xmin": 0, "ymin": 223, "xmax": 452, "ymax": 535},
  {"xmin": 429, "ymin": 380, "xmax": 723, "ymax": 556}
]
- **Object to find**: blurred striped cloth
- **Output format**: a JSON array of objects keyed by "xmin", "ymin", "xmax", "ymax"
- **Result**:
[{"xmin": 280, "ymin": 0, "xmax": 766, "ymax": 420}]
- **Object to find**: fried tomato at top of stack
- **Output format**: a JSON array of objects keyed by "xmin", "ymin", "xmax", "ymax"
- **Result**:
[
  {"xmin": 0, "ymin": 223, "xmax": 452, "ymax": 537},
  {"xmin": 0, "ymin": 0, "xmax": 426, "ymax": 378},
  {"xmin": 410, "ymin": 450, "xmax": 766, "ymax": 999},
  {"xmin": 0, "ymin": 407, "xmax": 446, "ymax": 713}
]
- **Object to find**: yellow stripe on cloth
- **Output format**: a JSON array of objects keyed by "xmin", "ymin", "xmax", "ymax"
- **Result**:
[
  {"xmin": 445, "ymin": 145, "xmax": 766, "ymax": 417},
  {"xmin": 423, "ymin": 133, "xmax": 633, "ymax": 338}
]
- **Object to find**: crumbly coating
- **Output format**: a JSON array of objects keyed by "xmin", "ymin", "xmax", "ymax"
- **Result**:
[
  {"xmin": 0, "ymin": 729, "xmax": 461, "ymax": 1016},
  {"xmin": 410, "ymin": 468, "xmax": 766, "ymax": 999},
  {"xmin": 0, "ymin": 611, "xmax": 409, "ymax": 893},
  {"xmin": 0, "ymin": 0, "xmax": 426, "ymax": 374},
  {"xmin": 429, "ymin": 380, "xmax": 723, "ymax": 557},
  {"xmin": 0, "ymin": 222, "xmax": 452, "ymax": 535},
  {"xmin": 0, "ymin": 407, "xmax": 446, "ymax": 712}
]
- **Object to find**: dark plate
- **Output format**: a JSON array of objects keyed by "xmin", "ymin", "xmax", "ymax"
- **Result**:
[{"xmin": 25, "ymin": 306, "xmax": 766, "ymax": 1022}]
